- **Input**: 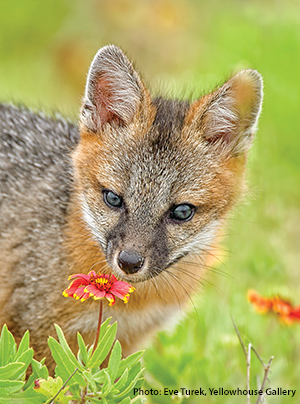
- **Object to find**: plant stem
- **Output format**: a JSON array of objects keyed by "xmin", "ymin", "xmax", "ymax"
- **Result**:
[
  {"xmin": 92, "ymin": 299, "xmax": 103, "ymax": 356},
  {"xmin": 255, "ymin": 356, "xmax": 274, "ymax": 404},
  {"xmin": 246, "ymin": 343, "xmax": 251, "ymax": 404},
  {"xmin": 49, "ymin": 367, "xmax": 78, "ymax": 403}
]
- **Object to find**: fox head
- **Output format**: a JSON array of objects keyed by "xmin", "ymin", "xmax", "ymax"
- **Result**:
[{"xmin": 72, "ymin": 45, "xmax": 263, "ymax": 284}]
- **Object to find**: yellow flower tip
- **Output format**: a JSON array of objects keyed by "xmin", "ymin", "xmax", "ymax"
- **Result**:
[
  {"xmin": 123, "ymin": 294, "xmax": 130, "ymax": 304},
  {"xmin": 107, "ymin": 296, "xmax": 115, "ymax": 305},
  {"xmin": 62, "ymin": 290, "xmax": 68, "ymax": 297},
  {"xmin": 129, "ymin": 286, "xmax": 135, "ymax": 293}
]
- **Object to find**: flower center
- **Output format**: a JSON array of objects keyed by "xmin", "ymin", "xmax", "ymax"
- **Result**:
[{"xmin": 91, "ymin": 275, "xmax": 114, "ymax": 292}]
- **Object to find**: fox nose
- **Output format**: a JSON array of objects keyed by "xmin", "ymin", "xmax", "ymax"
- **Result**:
[{"xmin": 118, "ymin": 250, "xmax": 144, "ymax": 274}]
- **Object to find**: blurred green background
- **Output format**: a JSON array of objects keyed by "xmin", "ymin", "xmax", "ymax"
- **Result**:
[{"xmin": 1, "ymin": 0, "xmax": 300, "ymax": 402}]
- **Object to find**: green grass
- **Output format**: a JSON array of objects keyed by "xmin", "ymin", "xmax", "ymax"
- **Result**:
[{"xmin": 1, "ymin": 1, "xmax": 300, "ymax": 403}]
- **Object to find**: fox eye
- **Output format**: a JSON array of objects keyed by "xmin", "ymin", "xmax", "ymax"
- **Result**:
[
  {"xmin": 103, "ymin": 190, "xmax": 123, "ymax": 209},
  {"xmin": 169, "ymin": 204, "xmax": 195, "ymax": 222}
]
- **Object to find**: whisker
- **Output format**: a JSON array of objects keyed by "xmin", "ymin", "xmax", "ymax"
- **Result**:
[
  {"xmin": 149, "ymin": 275, "xmax": 166, "ymax": 305},
  {"xmin": 171, "ymin": 265, "xmax": 207, "ymax": 287},
  {"xmin": 165, "ymin": 268, "xmax": 200, "ymax": 295},
  {"xmin": 164, "ymin": 269, "xmax": 200, "ymax": 322},
  {"xmin": 87, "ymin": 259, "xmax": 108, "ymax": 272},
  {"xmin": 193, "ymin": 247, "xmax": 230, "ymax": 269},
  {"xmin": 154, "ymin": 267, "xmax": 183, "ymax": 310},
  {"xmin": 150, "ymin": 270, "xmax": 169, "ymax": 306},
  {"xmin": 175, "ymin": 265, "xmax": 223, "ymax": 293},
  {"xmin": 181, "ymin": 260, "xmax": 232, "ymax": 280}
]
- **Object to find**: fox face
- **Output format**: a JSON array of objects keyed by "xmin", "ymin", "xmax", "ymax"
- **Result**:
[{"xmin": 71, "ymin": 45, "xmax": 263, "ymax": 285}]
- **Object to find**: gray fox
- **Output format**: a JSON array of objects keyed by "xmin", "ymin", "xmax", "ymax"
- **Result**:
[{"xmin": 0, "ymin": 45, "xmax": 263, "ymax": 367}]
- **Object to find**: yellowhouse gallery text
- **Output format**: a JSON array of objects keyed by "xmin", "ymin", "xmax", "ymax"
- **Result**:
[{"xmin": 134, "ymin": 387, "xmax": 296, "ymax": 398}]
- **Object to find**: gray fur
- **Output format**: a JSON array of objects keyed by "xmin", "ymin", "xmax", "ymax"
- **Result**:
[{"xmin": 0, "ymin": 104, "xmax": 78, "ymax": 336}]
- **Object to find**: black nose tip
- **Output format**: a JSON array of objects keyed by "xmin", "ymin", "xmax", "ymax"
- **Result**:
[{"xmin": 118, "ymin": 250, "xmax": 144, "ymax": 274}]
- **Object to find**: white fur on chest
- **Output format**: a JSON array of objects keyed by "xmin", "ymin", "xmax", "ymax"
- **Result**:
[{"xmin": 66, "ymin": 302, "xmax": 181, "ymax": 346}]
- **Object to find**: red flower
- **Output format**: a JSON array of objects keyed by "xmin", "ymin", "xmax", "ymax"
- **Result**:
[
  {"xmin": 63, "ymin": 271, "xmax": 135, "ymax": 306},
  {"xmin": 247, "ymin": 290, "xmax": 273, "ymax": 313},
  {"xmin": 248, "ymin": 290, "xmax": 300, "ymax": 324}
]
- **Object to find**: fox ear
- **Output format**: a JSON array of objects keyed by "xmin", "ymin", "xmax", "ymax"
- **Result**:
[
  {"xmin": 186, "ymin": 70, "xmax": 263, "ymax": 154},
  {"xmin": 81, "ymin": 45, "xmax": 147, "ymax": 132}
]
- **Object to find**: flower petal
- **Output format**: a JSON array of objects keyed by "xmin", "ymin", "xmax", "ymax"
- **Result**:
[
  {"xmin": 63, "ymin": 282, "xmax": 81, "ymax": 297},
  {"xmin": 68, "ymin": 273, "xmax": 91, "ymax": 282},
  {"xmin": 105, "ymin": 293, "xmax": 116, "ymax": 306},
  {"xmin": 110, "ymin": 281, "xmax": 135, "ymax": 300},
  {"xmin": 111, "ymin": 280, "xmax": 134, "ymax": 293},
  {"xmin": 286, "ymin": 307, "xmax": 300, "ymax": 323},
  {"xmin": 74, "ymin": 286, "xmax": 91, "ymax": 301},
  {"xmin": 123, "ymin": 294, "xmax": 130, "ymax": 304},
  {"xmin": 63, "ymin": 277, "xmax": 90, "ymax": 298},
  {"xmin": 85, "ymin": 285, "xmax": 106, "ymax": 300},
  {"xmin": 87, "ymin": 270, "xmax": 98, "ymax": 279},
  {"xmin": 247, "ymin": 290, "xmax": 273, "ymax": 313}
]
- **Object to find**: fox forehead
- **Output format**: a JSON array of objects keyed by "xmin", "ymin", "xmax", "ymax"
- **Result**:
[{"xmin": 75, "ymin": 97, "xmax": 235, "ymax": 212}]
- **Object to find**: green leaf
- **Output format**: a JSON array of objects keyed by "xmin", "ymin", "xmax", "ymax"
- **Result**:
[
  {"xmin": 68, "ymin": 383, "xmax": 81, "ymax": 400},
  {"xmin": 118, "ymin": 398, "xmax": 130, "ymax": 404},
  {"xmin": 132, "ymin": 397, "xmax": 146, "ymax": 404},
  {"xmin": 0, "ymin": 363, "xmax": 25, "ymax": 380},
  {"xmin": 113, "ymin": 368, "xmax": 128, "ymax": 392},
  {"xmin": 87, "ymin": 345, "xmax": 94, "ymax": 359},
  {"xmin": 87, "ymin": 322, "xmax": 117, "ymax": 369},
  {"xmin": 77, "ymin": 332, "xmax": 88, "ymax": 366},
  {"xmin": 48, "ymin": 337, "xmax": 86, "ymax": 386},
  {"xmin": 107, "ymin": 340, "xmax": 122, "ymax": 382},
  {"xmin": 82, "ymin": 370, "xmax": 97, "ymax": 393},
  {"xmin": 113, "ymin": 367, "xmax": 145, "ymax": 399},
  {"xmin": 13, "ymin": 349, "xmax": 34, "ymax": 379},
  {"xmin": 0, "ymin": 380, "xmax": 24, "ymax": 395},
  {"xmin": 0, "ymin": 387, "xmax": 45, "ymax": 403},
  {"xmin": 54, "ymin": 324, "xmax": 84, "ymax": 371},
  {"xmin": 92, "ymin": 368, "xmax": 105, "ymax": 383},
  {"xmin": 116, "ymin": 351, "xmax": 144, "ymax": 378},
  {"xmin": 88, "ymin": 398, "xmax": 107, "ymax": 404},
  {"xmin": 31, "ymin": 358, "xmax": 49, "ymax": 380},
  {"xmin": 102, "ymin": 370, "xmax": 112, "ymax": 396},
  {"xmin": 99, "ymin": 317, "xmax": 112, "ymax": 340},
  {"xmin": 24, "ymin": 358, "xmax": 49, "ymax": 391},
  {"xmin": 127, "ymin": 362, "xmax": 141, "ymax": 382},
  {"xmin": 24, "ymin": 375, "xmax": 36, "ymax": 392},
  {"xmin": 0, "ymin": 325, "xmax": 16, "ymax": 366},
  {"xmin": 14, "ymin": 331, "xmax": 30, "ymax": 361},
  {"xmin": 129, "ymin": 378, "xmax": 144, "ymax": 398}
]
